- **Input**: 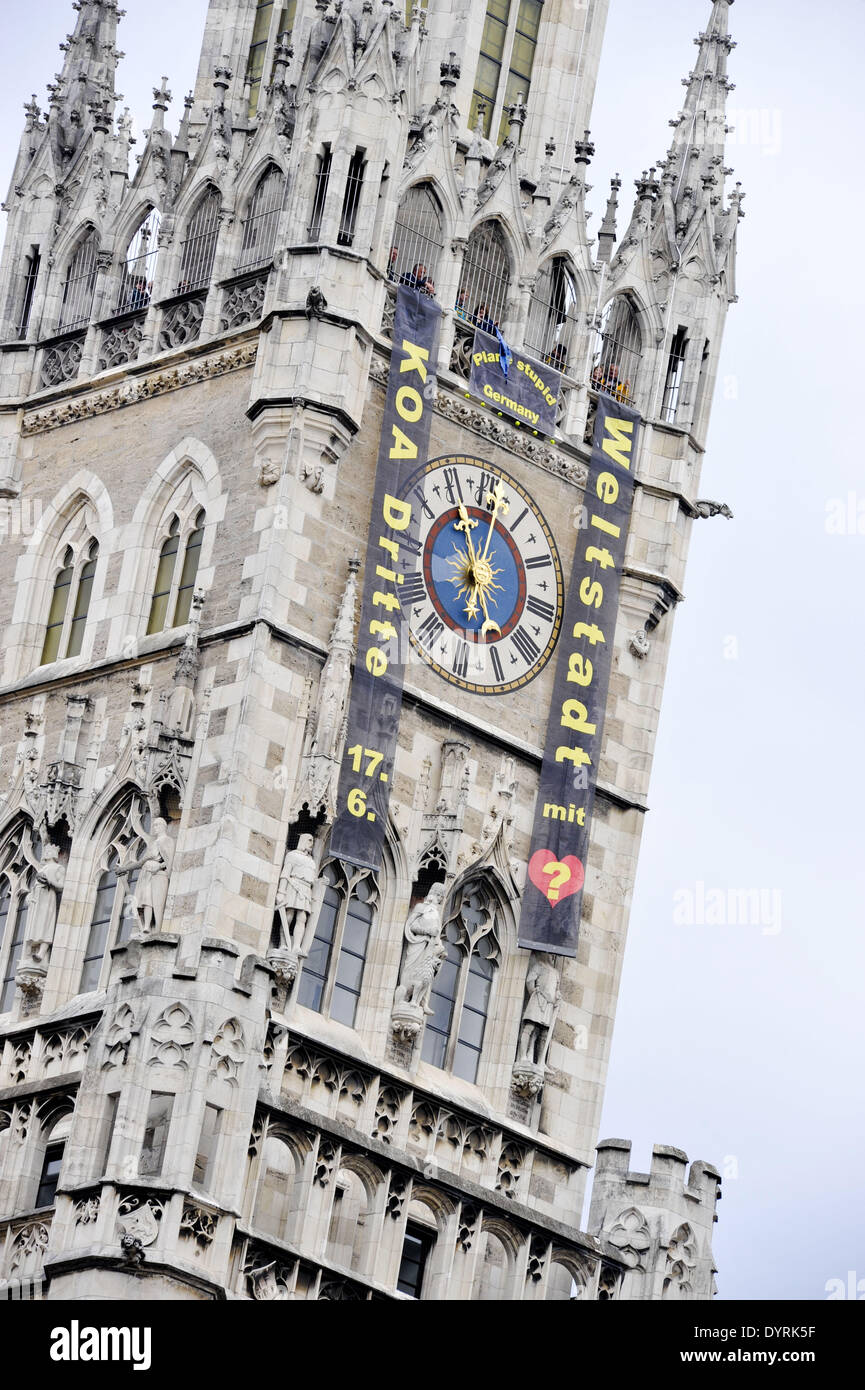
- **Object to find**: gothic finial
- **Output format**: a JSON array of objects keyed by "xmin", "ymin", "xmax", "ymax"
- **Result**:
[
  {"xmin": 597, "ymin": 173, "xmax": 621, "ymax": 266},
  {"xmin": 152, "ymin": 77, "xmax": 172, "ymax": 111},
  {"xmin": 574, "ymin": 129, "xmax": 595, "ymax": 167},
  {"xmin": 440, "ymin": 52, "xmax": 461, "ymax": 88}
]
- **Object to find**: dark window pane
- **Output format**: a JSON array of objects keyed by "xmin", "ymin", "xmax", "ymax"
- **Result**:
[
  {"xmin": 40, "ymin": 564, "xmax": 73, "ymax": 665},
  {"xmin": 459, "ymin": 1005, "xmax": 486, "ymax": 1051},
  {"xmin": 334, "ymin": 949, "xmax": 364, "ymax": 995},
  {"xmin": 330, "ymin": 984, "xmax": 357, "ymax": 1028},
  {"xmin": 397, "ymin": 1226, "xmax": 432, "ymax": 1298},
  {"xmin": 453, "ymin": 1040, "xmax": 481, "ymax": 1084},
  {"xmin": 36, "ymin": 1143, "xmax": 65, "ymax": 1209}
]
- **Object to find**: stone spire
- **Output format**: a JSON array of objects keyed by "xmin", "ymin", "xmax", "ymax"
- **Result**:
[
  {"xmin": 665, "ymin": 0, "xmax": 736, "ymax": 223},
  {"xmin": 597, "ymin": 173, "xmax": 621, "ymax": 264},
  {"xmin": 50, "ymin": 0, "xmax": 124, "ymax": 157}
]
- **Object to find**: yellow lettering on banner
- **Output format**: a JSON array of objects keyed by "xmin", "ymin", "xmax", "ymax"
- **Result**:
[
  {"xmin": 590, "ymin": 514, "xmax": 621, "ymax": 539},
  {"xmin": 555, "ymin": 746, "xmax": 592, "ymax": 769},
  {"xmin": 367, "ymin": 648, "xmax": 388, "ymax": 677},
  {"xmin": 567, "ymin": 653, "xmax": 593, "ymax": 686},
  {"xmin": 396, "ymin": 386, "xmax": 423, "ymax": 422},
  {"xmin": 379, "ymin": 537, "xmax": 400, "ymax": 562},
  {"xmin": 561, "ymin": 701, "xmax": 597, "ymax": 736},
  {"xmin": 390, "ymin": 426, "xmax": 418, "ymax": 460},
  {"xmin": 370, "ymin": 620, "xmax": 397, "ymax": 641},
  {"xmin": 585, "ymin": 545, "xmax": 615, "ymax": 570},
  {"xmin": 596, "ymin": 471, "xmax": 619, "ymax": 505},
  {"xmin": 579, "ymin": 577, "xmax": 603, "ymax": 610},
  {"xmin": 602, "ymin": 417, "xmax": 634, "ymax": 470},
  {"xmin": 383, "ymin": 496, "xmax": 412, "ymax": 530},
  {"xmin": 572, "ymin": 621, "xmax": 606, "ymax": 645},
  {"xmin": 400, "ymin": 340, "xmax": 429, "ymax": 383},
  {"xmin": 373, "ymin": 591, "xmax": 401, "ymax": 613}
]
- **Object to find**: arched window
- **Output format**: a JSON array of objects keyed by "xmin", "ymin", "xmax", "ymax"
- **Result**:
[
  {"xmin": 525, "ymin": 258, "xmax": 579, "ymax": 373},
  {"xmin": 146, "ymin": 508, "xmax": 205, "ymax": 635},
  {"xmin": 472, "ymin": 1228, "xmax": 510, "ymax": 1300},
  {"xmin": 296, "ymin": 862, "xmax": 377, "ymax": 1027},
  {"xmin": 35, "ymin": 1113, "xmax": 72, "ymax": 1209},
  {"xmin": 0, "ymin": 827, "xmax": 34, "ymax": 1014},
  {"xmin": 116, "ymin": 209, "xmax": 161, "ymax": 315},
  {"xmin": 592, "ymin": 295, "xmax": 642, "ymax": 403},
  {"xmin": 40, "ymin": 537, "xmax": 99, "ymax": 666},
  {"xmin": 17, "ymin": 245, "xmax": 41, "ymax": 339},
  {"xmin": 79, "ymin": 800, "xmax": 150, "ymax": 993},
  {"xmin": 397, "ymin": 1197, "xmax": 437, "ymax": 1299},
  {"xmin": 246, "ymin": 0, "xmax": 297, "ymax": 117},
  {"xmin": 546, "ymin": 1257, "xmax": 585, "ymax": 1300},
  {"xmin": 177, "ymin": 188, "xmax": 221, "ymax": 294},
  {"xmin": 326, "ymin": 1168, "xmax": 369, "ymax": 1272},
  {"xmin": 238, "ymin": 166, "xmax": 285, "ymax": 271},
  {"xmin": 456, "ymin": 221, "xmax": 511, "ymax": 335},
  {"xmin": 470, "ymin": 0, "xmax": 542, "ymax": 144},
  {"xmin": 421, "ymin": 878, "xmax": 500, "ymax": 1083},
  {"xmin": 389, "ymin": 184, "xmax": 445, "ymax": 294},
  {"xmin": 253, "ymin": 1133, "xmax": 296, "ymax": 1239},
  {"xmin": 59, "ymin": 229, "xmax": 99, "ymax": 331}
]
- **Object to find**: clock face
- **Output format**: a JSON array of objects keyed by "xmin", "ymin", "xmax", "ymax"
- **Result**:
[{"xmin": 400, "ymin": 455, "xmax": 564, "ymax": 695}]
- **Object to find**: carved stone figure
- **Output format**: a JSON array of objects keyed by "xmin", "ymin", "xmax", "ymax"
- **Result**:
[
  {"xmin": 273, "ymin": 835, "xmax": 317, "ymax": 953},
  {"xmin": 518, "ymin": 953, "xmax": 561, "ymax": 1067},
  {"xmin": 392, "ymin": 884, "xmax": 447, "ymax": 1037},
  {"xmin": 23, "ymin": 844, "xmax": 65, "ymax": 963},
  {"xmin": 124, "ymin": 819, "xmax": 175, "ymax": 934}
]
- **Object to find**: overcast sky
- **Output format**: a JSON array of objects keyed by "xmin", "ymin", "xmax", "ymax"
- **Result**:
[{"xmin": 1, "ymin": 0, "xmax": 862, "ymax": 1303}]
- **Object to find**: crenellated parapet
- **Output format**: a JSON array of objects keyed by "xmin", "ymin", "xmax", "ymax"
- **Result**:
[{"xmin": 588, "ymin": 1138, "xmax": 722, "ymax": 1300}]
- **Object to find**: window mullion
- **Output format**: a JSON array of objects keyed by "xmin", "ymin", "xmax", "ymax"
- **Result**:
[
  {"xmin": 444, "ymin": 950, "xmax": 471, "ymax": 1073},
  {"xmin": 60, "ymin": 560, "xmax": 83, "ymax": 659},
  {"xmin": 491, "ymin": 21, "xmax": 519, "ymax": 142},
  {"xmin": 321, "ymin": 882, "xmax": 350, "ymax": 1016}
]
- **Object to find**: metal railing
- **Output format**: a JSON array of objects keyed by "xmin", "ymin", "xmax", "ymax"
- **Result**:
[
  {"xmin": 237, "ymin": 166, "xmax": 285, "ymax": 271},
  {"xmin": 388, "ymin": 183, "xmax": 444, "ymax": 294},
  {"xmin": 455, "ymin": 221, "xmax": 511, "ymax": 335},
  {"xmin": 58, "ymin": 232, "xmax": 99, "ymax": 332},
  {"xmin": 176, "ymin": 189, "xmax": 221, "ymax": 294},
  {"xmin": 116, "ymin": 209, "xmax": 160, "ymax": 315}
]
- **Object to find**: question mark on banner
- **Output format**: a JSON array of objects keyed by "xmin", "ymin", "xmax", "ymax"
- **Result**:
[{"xmin": 542, "ymin": 861, "xmax": 571, "ymax": 903}]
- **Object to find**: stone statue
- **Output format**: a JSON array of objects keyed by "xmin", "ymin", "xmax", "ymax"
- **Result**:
[
  {"xmin": 393, "ymin": 883, "xmax": 447, "ymax": 1017},
  {"xmin": 273, "ymin": 835, "xmax": 317, "ymax": 954},
  {"xmin": 24, "ymin": 845, "xmax": 66, "ymax": 965},
  {"xmin": 124, "ymin": 819, "xmax": 175, "ymax": 935},
  {"xmin": 518, "ymin": 953, "xmax": 561, "ymax": 1068}
]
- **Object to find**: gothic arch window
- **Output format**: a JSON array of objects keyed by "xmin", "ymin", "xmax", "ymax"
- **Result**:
[
  {"xmin": 296, "ymin": 862, "xmax": 378, "ymax": 1028},
  {"xmin": 389, "ymin": 183, "xmax": 445, "ymax": 292},
  {"xmin": 546, "ymin": 1255, "xmax": 586, "ymax": 1300},
  {"xmin": 177, "ymin": 187, "xmax": 221, "ymax": 294},
  {"xmin": 338, "ymin": 148, "xmax": 368, "ymax": 249},
  {"xmin": 40, "ymin": 528, "xmax": 99, "ymax": 666},
  {"xmin": 326, "ymin": 1167, "xmax": 371, "ymax": 1273},
  {"xmin": 79, "ymin": 799, "xmax": 151, "ymax": 994},
  {"xmin": 246, "ymin": 0, "xmax": 297, "ymax": 118},
  {"xmin": 592, "ymin": 295, "xmax": 642, "ymax": 403},
  {"xmin": 525, "ymin": 257, "xmax": 579, "ymax": 373},
  {"xmin": 34, "ymin": 1113, "xmax": 72, "ymax": 1210},
  {"xmin": 116, "ymin": 208, "xmax": 161, "ymax": 315},
  {"xmin": 58, "ymin": 228, "xmax": 99, "ymax": 331},
  {"xmin": 252, "ymin": 1132, "xmax": 298, "ymax": 1239},
  {"xmin": 456, "ymin": 220, "xmax": 511, "ymax": 334},
  {"xmin": 146, "ymin": 507, "xmax": 205, "ymax": 635},
  {"xmin": 472, "ymin": 1227, "xmax": 511, "ymax": 1300},
  {"xmin": 397, "ymin": 1196, "xmax": 438, "ymax": 1299},
  {"xmin": 17, "ymin": 245, "xmax": 41, "ymax": 339},
  {"xmin": 470, "ymin": 0, "xmax": 542, "ymax": 144},
  {"xmin": 238, "ymin": 165, "xmax": 285, "ymax": 271},
  {"xmin": 0, "ymin": 825, "xmax": 35, "ymax": 1015},
  {"xmin": 421, "ymin": 878, "xmax": 500, "ymax": 1083}
]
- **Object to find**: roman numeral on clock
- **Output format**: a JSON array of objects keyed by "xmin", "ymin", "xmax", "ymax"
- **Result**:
[
  {"xmin": 512, "ymin": 627, "xmax": 540, "ymax": 665},
  {"xmin": 417, "ymin": 612, "xmax": 445, "ymax": 647},
  {"xmin": 443, "ymin": 468, "xmax": 463, "ymax": 504},
  {"xmin": 525, "ymin": 554, "xmax": 552, "ymax": 571},
  {"xmin": 526, "ymin": 595, "xmax": 555, "ymax": 622},
  {"xmin": 401, "ymin": 572, "xmax": 426, "ymax": 609},
  {"xmin": 489, "ymin": 645, "xmax": 504, "ymax": 683},
  {"xmin": 452, "ymin": 641, "xmax": 470, "ymax": 680}
]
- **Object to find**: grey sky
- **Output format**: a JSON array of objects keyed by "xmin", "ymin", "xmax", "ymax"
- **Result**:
[{"xmin": 2, "ymin": 0, "xmax": 862, "ymax": 1302}]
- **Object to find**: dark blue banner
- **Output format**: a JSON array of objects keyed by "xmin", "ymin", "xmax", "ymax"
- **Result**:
[
  {"xmin": 468, "ymin": 328, "xmax": 563, "ymax": 436},
  {"xmin": 518, "ymin": 394, "xmax": 642, "ymax": 955},
  {"xmin": 329, "ymin": 287, "xmax": 441, "ymax": 870}
]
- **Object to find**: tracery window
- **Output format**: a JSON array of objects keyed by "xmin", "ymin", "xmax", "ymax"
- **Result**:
[
  {"xmin": 421, "ymin": 879, "xmax": 500, "ymax": 1083},
  {"xmin": 661, "ymin": 325, "xmax": 689, "ymax": 423},
  {"xmin": 470, "ymin": 0, "xmax": 542, "ymax": 144},
  {"xmin": 177, "ymin": 187, "xmax": 221, "ymax": 294},
  {"xmin": 237, "ymin": 165, "xmax": 285, "ymax": 271},
  {"xmin": 455, "ymin": 220, "xmax": 511, "ymax": 335},
  {"xmin": 17, "ymin": 246, "xmax": 41, "ymax": 339},
  {"xmin": 338, "ymin": 148, "xmax": 367, "ymax": 249},
  {"xmin": 389, "ymin": 183, "xmax": 445, "ymax": 293},
  {"xmin": 116, "ymin": 209, "xmax": 161, "ymax": 315},
  {"xmin": 525, "ymin": 257, "xmax": 579, "ymax": 372},
  {"xmin": 146, "ymin": 508, "xmax": 205, "ymax": 635},
  {"xmin": 591, "ymin": 295, "xmax": 642, "ymax": 403},
  {"xmin": 0, "ymin": 826, "xmax": 35, "ymax": 1014},
  {"xmin": 58, "ymin": 228, "xmax": 99, "ymax": 331},
  {"xmin": 79, "ymin": 800, "xmax": 151, "ymax": 994},
  {"xmin": 40, "ymin": 535, "xmax": 99, "ymax": 666},
  {"xmin": 296, "ymin": 862, "xmax": 377, "ymax": 1027}
]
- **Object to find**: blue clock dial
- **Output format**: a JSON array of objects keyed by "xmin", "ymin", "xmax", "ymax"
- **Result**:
[{"xmin": 400, "ymin": 456, "xmax": 564, "ymax": 696}]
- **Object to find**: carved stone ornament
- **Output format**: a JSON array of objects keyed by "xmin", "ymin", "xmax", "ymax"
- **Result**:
[
  {"xmin": 158, "ymin": 295, "xmax": 205, "ymax": 351},
  {"xmin": 98, "ymin": 316, "xmax": 144, "ymax": 372},
  {"xmin": 23, "ymin": 343, "xmax": 258, "ymax": 438},
  {"xmin": 116, "ymin": 1193, "xmax": 164, "ymax": 1248},
  {"xmin": 258, "ymin": 458, "xmax": 282, "ymax": 488},
  {"xmin": 392, "ymin": 883, "xmax": 447, "ymax": 1041},
  {"xmin": 220, "ymin": 273, "xmax": 267, "ymax": 332},
  {"xmin": 629, "ymin": 628, "xmax": 651, "ymax": 659},
  {"xmin": 41, "ymin": 334, "xmax": 84, "ymax": 388}
]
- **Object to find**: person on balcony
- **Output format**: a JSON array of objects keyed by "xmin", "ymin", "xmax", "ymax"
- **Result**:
[
  {"xmin": 473, "ymin": 303, "xmax": 498, "ymax": 335},
  {"xmin": 400, "ymin": 262, "xmax": 434, "ymax": 296}
]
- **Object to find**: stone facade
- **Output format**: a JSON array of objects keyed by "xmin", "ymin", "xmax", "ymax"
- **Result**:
[{"xmin": 0, "ymin": 0, "xmax": 738, "ymax": 1300}]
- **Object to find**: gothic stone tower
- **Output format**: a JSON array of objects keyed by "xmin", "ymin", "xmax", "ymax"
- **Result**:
[{"xmin": 0, "ymin": 0, "xmax": 741, "ymax": 1302}]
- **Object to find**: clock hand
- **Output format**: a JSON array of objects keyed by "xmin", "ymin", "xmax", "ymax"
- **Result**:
[{"xmin": 480, "ymin": 479, "xmax": 510, "ymax": 565}]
